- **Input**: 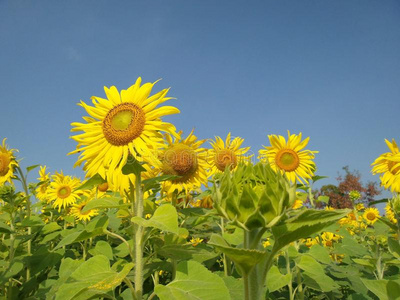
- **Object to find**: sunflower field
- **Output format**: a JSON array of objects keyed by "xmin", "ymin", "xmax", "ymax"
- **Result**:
[{"xmin": 1, "ymin": 78, "xmax": 400, "ymax": 300}]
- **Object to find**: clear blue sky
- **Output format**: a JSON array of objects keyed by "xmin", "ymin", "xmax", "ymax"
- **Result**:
[{"xmin": 1, "ymin": 0, "xmax": 399, "ymax": 198}]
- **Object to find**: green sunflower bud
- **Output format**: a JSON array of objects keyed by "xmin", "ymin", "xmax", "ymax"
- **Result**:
[{"xmin": 212, "ymin": 163, "xmax": 296, "ymax": 230}]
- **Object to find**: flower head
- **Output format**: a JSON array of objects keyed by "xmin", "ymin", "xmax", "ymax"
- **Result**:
[
  {"xmin": 0, "ymin": 139, "xmax": 18, "ymax": 185},
  {"xmin": 259, "ymin": 131, "xmax": 318, "ymax": 183}
]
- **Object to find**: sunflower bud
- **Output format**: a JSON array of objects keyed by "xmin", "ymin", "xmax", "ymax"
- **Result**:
[{"xmin": 212, "ymin": 163, "xmax": 296, "ymax": 230}]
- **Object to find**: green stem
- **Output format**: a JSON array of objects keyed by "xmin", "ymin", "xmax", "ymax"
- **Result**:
[
  {"xmin": 105, "ymin": 229, "xmax": 134, "ymax": 261},
  {"xmin": 285, "ymin": 250, "xmax": 294, "ymax": 300},
  {"xmin": 134, "ymin": 173, "xmax": 144, "ymax": 300},
  {"xmin": 243, "ymin": 273, "xmax": 250, "ymax": 300},
  {"xmin": 220, "ymin": 217, "xmax": 231, "ymax": 276},
  {"xmin": 296, "ymin": 266, "xmax": 304, "ymax": 300},
  {"xmin": 16, "ymin": 166, "xmax": 31, "ymax": 280}
]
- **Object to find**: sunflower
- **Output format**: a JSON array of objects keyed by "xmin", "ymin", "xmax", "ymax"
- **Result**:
[
  {"xmin": 69, "ymin": 78, "xmax": 180, "ymax": 192},
  {"xmin": 70, "ymin": 198, "xmax": 98, "ymax": 222},
  {"xmin": 0, "ymin": 138, "xmax": 18, "ymax": 185},
  {"xmin": 208, "ymin": 133, "xmax": 250, "ymax": 174},
  {"xmin": 363, "ymin": 207, "xmax": 380, "ymax": 225},
  {"xmin": 385, "ymin": 203, "xmax": 397, "ymax": 224},
  {"xmin": 321, "ymin": 232, "xmax": 342, "ymax": 248},
  {"xmin": 258, "ymin": 131, "xmax": 318, "ymax": 184},
  {"xmin": 47, "ymin": 171, "xmax": 82, "ymax": 211},
  {"xmin": 371, "ymin": 139, "xmax": 400, "ymax": 193},
  {"xmin": 35, "ymin": 166, "xmax": 50, "ymax": 202},
  {"xmin": 292, "ymin": 199, "xmax": 303, "ymax": 209},
  {"xmin": 159, "ymin": 130, "xmax": 208, "ymax": 195}
]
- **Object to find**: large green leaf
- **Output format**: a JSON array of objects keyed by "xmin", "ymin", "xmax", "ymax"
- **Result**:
[
  {"xmin": 81, "ymin": 197, "xmax": 127, "ymax": 213},
  {"xmin": 266, "ymin": 265, "xmax": 291, "ymax": 292},
  {"xmin": 51, "ymin": 255, "xmax": 133, "ymax": 300},
  {"xmin": 54, "ymin": 216, "xmax": 109, "ymax": 249},
  {"xmin": 272, "ymin": 209, "xmax": 349, "ymax": 251},
  {"xmin": 154, "ymin": 261, "xmax": 230, "ymax": 300},
  {"xmin": 208, "ymin": 234, "xmax": 266, "ymax": 275},
  {"xmin": 361, "ymin": 278, "xmax": 400, "ymax": 300},
  {"xmin": 297, "ymin": 255, "xmax": 339, "ymax": 292},
  {"xmin": 222, "ymin": 276, "xmax": 244, "ymax": 300},
  {"xmin": 88, "ymin": 240, "xmax": 113, "ymax": 260},
  {"xmin": 131, "ymin": 204, "xmax": 179, "ymax": 234}
]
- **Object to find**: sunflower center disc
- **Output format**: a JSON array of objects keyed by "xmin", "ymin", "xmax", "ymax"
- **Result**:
[
  {"xmin": 102, "ymin": 103, "xmax": 146, "ymax": 146},
  {"xmin": 275, "ymin": 149, "xmax": 300, "ymax": 172},
  {"xmin": 388, "ymin": 160, "xmax": 400, "ymax": 175},
  {"xmin": 58, "ymin": 186, "xmax": 71, "ymax": 199},
  {"xmin": 0, "ymin": 153, "xmax": 10, "ymax": 176},
  {"xmin": 366, "ymin": 212, "xmax": 376, "ymax": 221},
  {"xmin": 162, "ymin": 144, "xmax": 198, "ymax": 181},
  {"xmin": 215, "ymin": 149, "xmax": 237, "ymax": 171}
]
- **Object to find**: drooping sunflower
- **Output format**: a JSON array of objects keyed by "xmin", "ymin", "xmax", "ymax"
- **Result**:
[
  {"xmin": 159, "ymin": 130, "xmax": 209, "ymax": 195},
  {"xmin": 35, "ymin": 166, "xmax": 50, "ymax": 202},
  {"xmin": 371, "ymin": 139, "xmax": 400, "ymax": 193},
  {"xmin": 70, "ymin": 198, "xmax": 98, "ymax": 222},
  {"xmin": 69, "ymin": 78, "xmax": 180, "ymax": 191},
  {"xmin": 258, "ymin": 131, "xmax": 318, "ymax": 184},
  {"xmin": 47, "ymin": 171, "xmax": 82, "ymax": 211},
  {"xmin": 0, "ymin": 138, "xmax": 18, "ymax": 185},
  {"xmin": 208, "ymin": 133, "xmax": 250, "ymax": 174},
  {"xmin": 363, "ymin": 207, "xmax": 380, "ymax": 225}
]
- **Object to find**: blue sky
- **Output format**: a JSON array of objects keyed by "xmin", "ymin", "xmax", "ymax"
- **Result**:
[{"xmin": 1, "ymin": 0, "xmax": 399, "ymax": 198}]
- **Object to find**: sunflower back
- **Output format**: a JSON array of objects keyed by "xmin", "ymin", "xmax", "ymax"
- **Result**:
[{"xmin": 212, "ymin": 162, "xmax": 296, "ymax": 230}]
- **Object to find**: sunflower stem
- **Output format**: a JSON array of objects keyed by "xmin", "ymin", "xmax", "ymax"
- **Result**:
[
  {"xmin": 133, "ymin": 173, "xmax": 144, "ymax": 300},
  {"xmin": 16, "ymin": 166, "xmax": 31, "ymax": 281}
]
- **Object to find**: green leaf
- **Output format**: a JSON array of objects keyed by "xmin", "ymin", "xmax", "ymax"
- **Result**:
[
  {"xmin": 88, "ymin": 241, "xmax": 113, "ymax": 260},
  {"xmin": 122, "ymin": 159, "xmax": 146, "ymax": 176},
  {"xmin": 335, "ymin": 236, "xmax": 369, "ymax": 257},
  {"xmin": 154, "ymin": 260, "xmax": 230, "ymax": 300},
  {"xmin": 0, "ymin": 221, "xmax": 11, "ymax": 233},
  {"xmin": 388, "ymin": 238, "xmax": 400, "ymax": 259},
  {"xmin": 266, "ymin": 265, "xmax": 291, "ymax": 292},
  {"xmin": 23, "ymin": 246, "xmax": 63, "ymax": 276},
  {"xmin": 75, "ymin": 174, "xmax": 106, "ymax": 191},
  {"xmin": 297, "ymin": 255, "xmax": 338, "ymax": 292},
  {"xmin": 20, "ymin": 215, "xmax": 45, "ymax": 227},
  {"xmin": 307, "ymin": 244, "xmax": 332, "ymax": 264},
  {"xmin": 53, "ymin": 255, "xmax": 134, "ymax": 300},
  {"xmin": 316, "ymin": 195, "xmax": 330, "ymax": 204},
  {"xmin": 208, "ymin": 234, "xmax": 266, "ymax": 275},
  {"xmin": 142, "ymin": 175, "xmax": 180, "ymax": 191},
  {"xmin": 81, "ymin": 197, "xmax": 126, "ymax": 213},
  {"xmin": 42, "ymin": 222, "xmax": 62, "ymax": 235},
  {"xmin": 26, "ymin": 164, "xmax": 40, "ymax": 173},
  {"xmin": 54, "ymin": 217, "xmax": 108, "ymax": 249},
  {"xmin": 361, "ymin": 278, "xmax": 400, "ymax": 300},
  {"xmin": 272, "ymin": 209, "xmax": 349, "ymax": 251},
  {"xmin": 311, "ymin": 175, "xmax": 328, "ymax": 183},
  {"xmin": 222, "ymin": 276, "xmax": 244, "ymax": 300},
  {"xmin": 131, "ymin": 204, "xmax": 179, "ymax": 234}
]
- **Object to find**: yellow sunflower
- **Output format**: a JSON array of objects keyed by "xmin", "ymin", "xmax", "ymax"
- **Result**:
[
  {"xmin": 47, "ymin": 171, "xmax": 82, "ymax": 211},
  {"xmin": 321, "ymin": 232, "xmax": 342, "ymax": 248},
  {"xmin": 385, "ymin": 203, "xmax": 397, "ymax": 224},
  {"xmin": 371, "ymin": 139, "xmax": 400, "ymax": 193},
  {"xmin": 69, "ymin": 78, "xmax": 180, "ymax": 192},
  {"xmin": 363, "ymin": 207, "xmax": 380, "ymax": 225},
  {"xmin": 292, "ymin": 199, "xmax": 303, "ymax": 209},
  {"xmin": 36, "ymin": 166, "xmax": 50, "ymax": 202},
  {"xmin": 207, "ymin": 133, "xmax": 250, "ymax": 174},
  {"xmin": 159, "ymin": 130, "xmax": 209, "ymax": 195},
  {"xmin": 70, "ymin": 198, "xmax": 98, "ymax": 222},
  {"xmin": 0, "ymin": 138, "xmax": 18, "ymax": 185},
  {"xmin": 258, "ymin": 131, "xmax": 318, "ymax": 184}
]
